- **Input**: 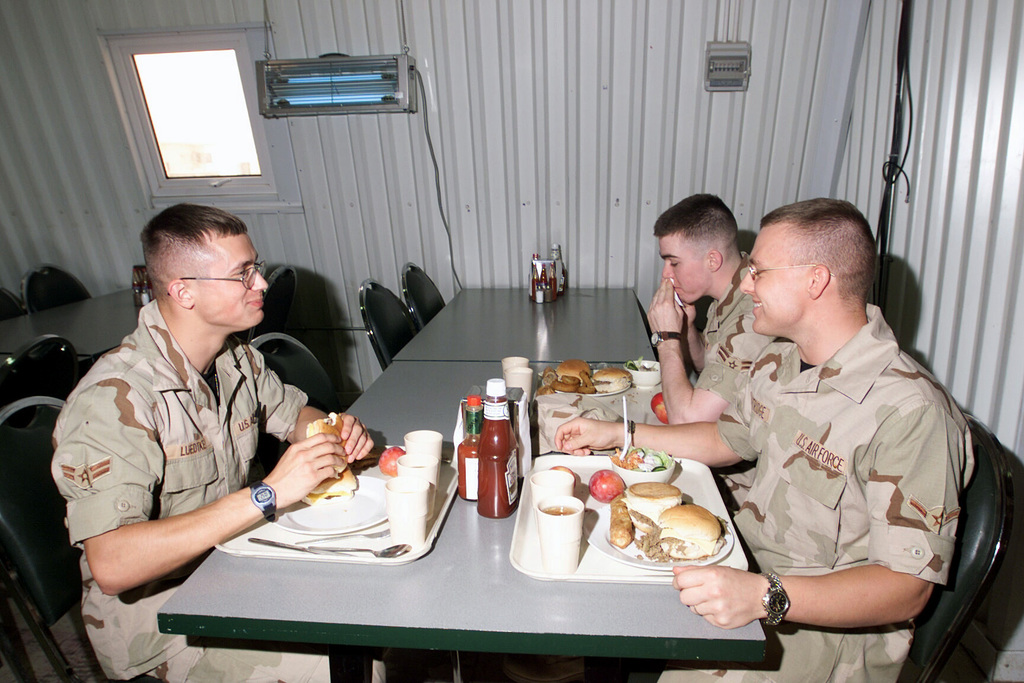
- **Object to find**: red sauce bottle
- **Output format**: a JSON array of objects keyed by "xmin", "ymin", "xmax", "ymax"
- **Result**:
[
  {"xmin": 477, "ymin": 379, "xmax": 519, "ymax": 518},
  {"xmin": 458, "ymin": 394, "xmax": 482, "ymax": 500}
]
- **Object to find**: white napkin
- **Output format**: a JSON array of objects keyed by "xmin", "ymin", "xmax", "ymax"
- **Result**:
[{"xmin": 453, "ymin": 388, "xmax": 532, "ymax": 478}]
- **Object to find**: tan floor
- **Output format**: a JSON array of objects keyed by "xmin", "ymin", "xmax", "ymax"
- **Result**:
[{"xmin": 0, "ymin": 589, "xmax": 991, "ymax": 683}]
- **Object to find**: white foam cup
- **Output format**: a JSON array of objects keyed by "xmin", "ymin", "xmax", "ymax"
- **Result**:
[
  {"xmin": 501, "ymin": 356, "xmax": 530, "ymax": 373},
  {"xmin": 504, "ymin": 366, "xmax": 535, "ymax": 402},
  {"xmin": 535, "ymin": 495, "xmax": 585, "ymax": 574},
  {"xmin": 385, "ymin": 476, "xmax": 431, "ymax": 547},
  {"xmin": 403, "ymin": 430, "xmax": 444, "ymax": 460}
]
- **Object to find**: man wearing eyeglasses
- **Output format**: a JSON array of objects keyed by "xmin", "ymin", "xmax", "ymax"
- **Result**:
[
  {"xmin": 52, "ymin": 204, "xmax": 372, "ymax": 682},
  {"xmin": 557, "ymin": 199, "xmax": 972, "ymax": 681}
]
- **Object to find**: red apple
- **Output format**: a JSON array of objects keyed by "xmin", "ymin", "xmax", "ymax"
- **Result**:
[
  {"xmin": 550, "ymin": 465, "xmax": 580, "ymax": 487},
  {"xmin": 378, "ymin": 446, "xmax": 405, "ymax": 477},
  {"xmin": 651, "ymin": 392, "xmax": 669, "ymax": 424},
  {"xmin": 588, "ymin": 469, "xmax": 625, "ymax": 503}
]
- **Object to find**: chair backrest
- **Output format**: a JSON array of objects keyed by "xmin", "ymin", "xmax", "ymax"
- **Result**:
[
  {"xmin": 0, "ymin": 335, "xmax": 79, "ymax": 409},
  {"xmin": 250, "ymin": 265, "xmax": 298, "ymax": 340},
  {"xmin": 0, "ymin": 287, "xmax": 24, "ymax": 321},
  {"xmin": 251, "ymin": 333, "xmax": 341, "ymax": 414},
  {"xmin": 21, "ymin": 264, "xmax": 91, "ymax": 313},
  {"xmin": 401, "ymin": 262, "xmax": 445, "ymax": 330},
  {"xmin": 908, "ymin": 415, "xmax": 1014, "ymax": 682},
  {"xmin": 0, "ymin": 397, "xmax": 81, "ymax": 627},
  {"xmin": 358, "ymin": 279, "xmax": 417, "ymax": 370}
]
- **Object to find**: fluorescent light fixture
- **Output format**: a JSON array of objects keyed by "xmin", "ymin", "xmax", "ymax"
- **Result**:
[{"xmin": 257, "ymin": 54, "xmax": 416, "ymax": 117}]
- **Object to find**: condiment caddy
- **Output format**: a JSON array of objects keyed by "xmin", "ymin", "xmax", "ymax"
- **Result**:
[{"xmin": 529, "ymin": 243, "xmax": 568, "ymax": 303}]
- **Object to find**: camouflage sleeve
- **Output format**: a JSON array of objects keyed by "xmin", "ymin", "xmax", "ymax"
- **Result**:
[
  {"xmin": 716, "ymin": 374, "xmax": 759, "ymax": 462},
  {"xmin": 52, "ymin": 380, "xmax": 162, "ymax": 546},
  {"xmin": 863, "ymin": 402, "xmax": 969, "ymax": 585},
  {"xmin": 249, "ymin": 347, "xmax": 307, "ymax": 441},
  {"xmin": 695, "ymin": 309, "xmax": 771, "ymax": 407}
]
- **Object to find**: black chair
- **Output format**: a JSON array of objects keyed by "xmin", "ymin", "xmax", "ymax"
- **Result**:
[
  {"xmin": 251, "ymin": 333, "xmax": 341, "ymax": 472},
  {"xmin": 0, "ymin": 335, "xmax": 79, "ymax": 411},
  {"xmin": 358, "ymin": 279, "xmax": 417, "ymax": 370},
  {"xmin": 0, "ymin": 396, "xmax": 84, "ymax": 682},
  {"xmin": 905, "ymin": 415, "xmax": 1013, "ymax": 683},
  {"xmin": 21, "ymin": 265, "xmax": 91, "ymax": 313},
  {"xmin": 251, "ymin": 333, "xmax": 340, "ymax": 415},
  {"xmin": 400, "ymin": 263, "xmax": 445, "ymax": 330},
  {"xmin": 0, "ymin": 287, "xmax": 24, "ymax": 321},
  {"xmin": 248, "ymin": 265, "xmax": 297, "ymax": 340}
]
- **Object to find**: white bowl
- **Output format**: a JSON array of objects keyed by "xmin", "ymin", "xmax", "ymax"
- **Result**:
[
  {"xmin": 626, "ymin": 361, "xmax": 661, "ymax": 389},
  {"xmin": 611, "ymin": 458, "xmax": 676, "ymax": 486}
]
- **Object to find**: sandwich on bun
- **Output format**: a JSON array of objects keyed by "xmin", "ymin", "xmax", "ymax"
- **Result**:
[
  {"xmin": 623, "ymin": 482, "xmax": 682, "ymax": 534},
  {"xmin": 656, "ymin": 504, "xmax": 724, "ymax": 560},
  {"xmin": 552, "ymin": 359, "xmax": 596, "ymax": 394},
  {"xmin": 592, "ymin": 367, "xmax": 632, "ymax": 394},
  {"xmin": 303, "ymin": 413, "xmax": 358, "ymax": 505}
]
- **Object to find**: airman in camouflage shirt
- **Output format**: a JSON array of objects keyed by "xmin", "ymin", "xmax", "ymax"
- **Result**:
[{"xmin": 52, "ymin": 302, "xmax": 308, "ymax": 679}]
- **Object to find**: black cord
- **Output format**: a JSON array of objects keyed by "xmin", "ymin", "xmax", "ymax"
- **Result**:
[{"xmin": 415, "ymin": 68, "xmax": 463, "ymax": 291}]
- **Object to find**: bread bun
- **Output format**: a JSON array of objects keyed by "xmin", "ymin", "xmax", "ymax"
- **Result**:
[
  {"xmin": 556, "ymin": 359, "xmax": 591, "ymax": 382},
  {"xmin": 303, "ymin": 413, "xmax": 358, "ymax": 505},
  {"xmin": 624, "ymin": 482, "xmax": 682, "ymax": 534},
  {"xmin": 303, "ymin": 466, "xmax": 358, "ymax": 506},
  {"xmin": 657, "ymin": 504, "xmax": 723, "ymax": 560},
  {"xmin": 593, "ymin": 367, "xmax": 632, "ymax": 393}
]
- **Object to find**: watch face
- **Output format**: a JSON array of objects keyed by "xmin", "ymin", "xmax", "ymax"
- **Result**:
[
  {"xmin": 767, "ymin": 591, "xmax": 789, "ymax": 614},
  {"xmin": 651, "ymin": 332, "xmax": 660, "ymax": 345},
  {"xmin": 254, "ymin": 487, "xmax": 273, "ymax": 504}
]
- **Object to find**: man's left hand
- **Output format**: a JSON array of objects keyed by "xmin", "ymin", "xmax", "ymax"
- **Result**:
[{"xmin": 334, "ymin": 413, "xmax": 373, "ymax": 462}]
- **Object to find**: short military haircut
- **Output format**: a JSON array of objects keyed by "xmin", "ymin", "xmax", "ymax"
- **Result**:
[
  {"xmin": 653, "ymin": 194, "xmax": 739, "ymax": 254},
  {"xmin": 760, "ymin": 198, "xmax": 876, "ymax": 303},
  {"xmin": 141, "ymin": 203, "xmax": 249, "ymax": 295}
]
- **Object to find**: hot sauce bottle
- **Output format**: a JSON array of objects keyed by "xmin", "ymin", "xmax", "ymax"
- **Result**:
[
  {"xmin": 458, "ymin": 394, "xmax": 482, "ymax": 501},
  {"xmin": 477, "ymin": 378, "xmax": 519, "ymax": 518}
]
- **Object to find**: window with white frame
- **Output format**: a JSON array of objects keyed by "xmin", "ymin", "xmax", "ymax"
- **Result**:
[{"xmin": 104, "ymin": 27, "xmax": 300, "ymax": 207}]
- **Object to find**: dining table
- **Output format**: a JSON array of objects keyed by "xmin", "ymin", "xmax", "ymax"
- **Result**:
[
  {"xmin": 157, "ymin": 287, "xmax": 765, "ymax": 681},
  {"xmin": 0, "ymin": 288, "xmax": 139, "ymax": 358}
]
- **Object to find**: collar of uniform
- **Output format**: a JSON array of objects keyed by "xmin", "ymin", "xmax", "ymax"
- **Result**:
[
  {"xmin": 707, "ymin": 255, "xmax": 751, "ymax": 332},
  {"xmin": 777, "ymin": 304, "xmax": 899, "ymax": 402}
]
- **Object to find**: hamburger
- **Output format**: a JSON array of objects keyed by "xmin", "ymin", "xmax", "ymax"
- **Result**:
[
  {"xmin": 656, "ymin": 504, "xmax": 724, "ymax": 561},
  {"xmin": 303, "ymin": 413, "xmax": 358, "ymax": 505},
  {"xmin": 623, "ymin": 482, "xmax": 682, "ymax": 534},
  {"xmin": 592, "ymin": 367, "xmax": 631, "ymax": 394},
  {"xmin": 551, "ymin": 359, "xmax": 596, "ymax": 394}
]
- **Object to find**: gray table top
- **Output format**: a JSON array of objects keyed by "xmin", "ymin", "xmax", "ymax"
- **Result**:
[
  {"xmin": 395, "ymin": 288, "xmax": 654, "ymax": 363},
  {"xmin": 159, "ymin": 360, "xmax": 765, "ymax": 660},
  {"xmin": 0, "ymin": 289, "xmax": 139, "ymax": 357}
]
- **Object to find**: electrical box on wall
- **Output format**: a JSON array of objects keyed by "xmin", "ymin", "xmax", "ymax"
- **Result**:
[{"xmin": 705, "ymin": 42, "xmax": 751, "ymax": 92}]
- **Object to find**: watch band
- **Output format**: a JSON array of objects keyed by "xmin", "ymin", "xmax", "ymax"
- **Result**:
[
  {"xmin": 760, "ymin": 572, "xmax": 790, "ymax": 626},
  {"xmin": 652, "ymin": 331, "xmax": 683, "ymax": 346}
]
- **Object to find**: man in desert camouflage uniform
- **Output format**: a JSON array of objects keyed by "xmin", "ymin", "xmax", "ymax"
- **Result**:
[
  {"xmin": 52, "ymin": 204, "xmax": 373, "ymax": 682},
  {"xmin": 646, "ymin": 194, "xmax": 771, "ymax": 505},
  {"xmin": 556, "ymin": 198, "xmax": 972, "ymax": 682}
]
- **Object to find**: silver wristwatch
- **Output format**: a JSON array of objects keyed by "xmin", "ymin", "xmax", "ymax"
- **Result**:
[{"xmin": 761, "ymin": 572, "xmax": 790, "ymax": 626}]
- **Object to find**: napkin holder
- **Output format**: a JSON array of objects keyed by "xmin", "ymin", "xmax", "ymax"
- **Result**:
[{"xmin": 453, "ymin": 386, "xmax": 532, "ymax": 478}]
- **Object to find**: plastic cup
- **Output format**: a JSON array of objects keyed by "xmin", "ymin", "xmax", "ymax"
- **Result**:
[
  {"xmin": 403, "ymin": 430, "xmax": 443, "ymax": 460},
  {"xmin": 385, "ymin": 476, "xmax": 431, "ymax": 547},
  {"xmin": 397, "ymin": 453, "xmax": 441, "ymax": 507},
  {"xmin": 504, "ymin": 366, "xmax": 535, "ymax": 402},
  {"xmin": 530, "ymin": 469, "xmax": 576, "ymax": 520},
  {"xmin": 535, "ymin": 495, "xmax": 585, "ymax": 574},
  {"xmin": 501, "ymin": 356, "xmax": 530, "ymax": 373}
]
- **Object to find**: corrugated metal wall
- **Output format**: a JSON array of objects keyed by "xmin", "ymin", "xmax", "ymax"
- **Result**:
[{"xmin": 1, "ymin": 0, "xmax": 1023, "ymax": 669}]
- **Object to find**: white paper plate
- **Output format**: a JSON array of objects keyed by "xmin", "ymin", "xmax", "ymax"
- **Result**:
[
  {"xmin": 276, "ymin": 477, "xmax": 387, "ymax": 536},
  {"xmin": 555, "ymin": 384, "xmax": 631, "ymax": 397},
  {"xmin": 587, "ymin": 505, "xmax": 734, "ymax": 571}
]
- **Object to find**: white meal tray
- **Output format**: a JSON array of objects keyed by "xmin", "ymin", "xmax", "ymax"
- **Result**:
[
  {"xmin": 509, "ymin": 455, "xmax": 747, "ymax": 583},
  {"xmin": 217, "ymin": 466, "xmax": 458, "ymax": 566}
]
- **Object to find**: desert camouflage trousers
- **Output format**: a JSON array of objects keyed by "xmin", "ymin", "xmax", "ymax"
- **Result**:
[
  {"xmin": 148, "ymin": 639, "xmax": 330, "ymax": 683},
  {"xmin": 657, "ymin": 622, "xmax": 907, "ymax": 683}
]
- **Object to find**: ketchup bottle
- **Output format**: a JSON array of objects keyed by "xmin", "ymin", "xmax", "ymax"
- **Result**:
[
  {"xmin": 458, "ymin": 394, "xmax": 482, "ymax": 501},
  {"xmin": 477, "ymin": 379, "xmax": 519, "ymax": 518}
]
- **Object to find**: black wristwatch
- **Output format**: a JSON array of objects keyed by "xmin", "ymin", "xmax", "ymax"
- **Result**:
[
  {"xmin": 761, "ymin": 572, "xmax": 790, "ymax": 626},
  {"xmin": 249, "ymin": 481, "xmax": 277, "ymax": 522},
  {"xmin": 650, "ymin": 331, "xmax": 683, "ymax": 346}
]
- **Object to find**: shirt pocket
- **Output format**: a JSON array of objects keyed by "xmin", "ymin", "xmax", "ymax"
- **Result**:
[
  {"xmin": 163, "ymin": 442, "xmax": 219, "ymax": 493},
  {"xmin": 763, "ymin": 453, "xmax": 847, "ymax": 567}
]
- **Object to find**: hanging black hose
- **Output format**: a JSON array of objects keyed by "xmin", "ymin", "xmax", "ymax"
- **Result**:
[{"xmin": 874, "ymin": 0, "xmax": 914, "ymax": 312}]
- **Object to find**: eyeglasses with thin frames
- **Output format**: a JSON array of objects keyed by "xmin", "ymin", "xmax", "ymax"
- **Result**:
[
  {"xmin": 747, "ymin": 263, "xmax": 836, "ymax": 282},
  {"xmin": 181, "ymin": 260, "xmax": 266, "ymax": 290}
]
